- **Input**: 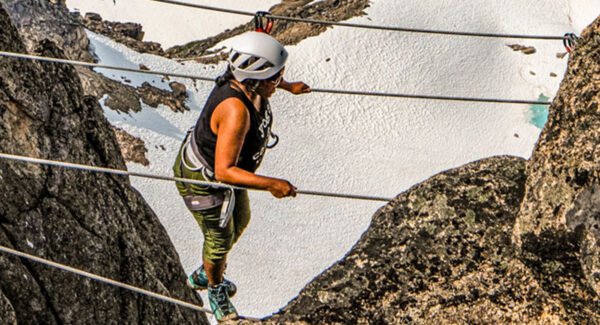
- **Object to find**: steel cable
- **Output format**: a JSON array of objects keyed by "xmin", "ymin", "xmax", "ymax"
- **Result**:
[
  {"xmin": 0, "ymin": 244, "xmax": 262, "ymax": 321},
  {"xmin": 0, "ymin": 245, "xmax": 212, "ymax": 313},
  {"xmin": 148, "ymin": 0, "xmax": 567, "ymax": 40},
  {"xmin": 0, "ymin": 153, "xmax": 394, "ymax": 202},
  {"xmin": 0, "ymin": 50, "xmax": 214, "ymax": 82},
  {"xmin": 0, "ymin": 2, "xmax": 564, "ymax": 319},
  {"xmin": 0, "ymin": 51, "xmax": 551, "ymax": 105},
  {"xmin": 310, "ymin": 88, "xmax": 551, "ymax": 105}
]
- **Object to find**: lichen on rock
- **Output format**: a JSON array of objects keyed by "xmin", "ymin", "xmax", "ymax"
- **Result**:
[
  {"xmin": 2, "ymin": 0, "xmax": 191, "ymax": 115},
  {"xmin": 242, "ymin": 13, "xmax": 600, "ymax": 325},
  {"xmin": 514, "ymin": 14, "xmax": 600, "ymax": 310},
  {"xmin": 259, "ymin": 157, "xmax": 547, "ymax": 324}
]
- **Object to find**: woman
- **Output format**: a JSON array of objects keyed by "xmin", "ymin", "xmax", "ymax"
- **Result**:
[{"xmin": 173, "ymin": 31, "xmax": 310, "ymax": 321}]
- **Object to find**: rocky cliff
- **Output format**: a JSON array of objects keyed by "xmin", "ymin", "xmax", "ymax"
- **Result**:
[
  {"xmin": 2, "ymin": 0, "xmax": 190, "ymax": 116},
  {"xmin": 259, "ymin": 156, "xmax": 584, "ymax": 324},
  {"xmin": 0, "ymin": 6, "xmax": 208, "ymax": 325},
  {"xmin": 81, "ymin": 12, "xmax": 164, "ymax": 56},
  {"xmin": 240, "ymin": 14, "xmax": 600, "ymax": 325},
  {"xmin": 513, "ymin": 13, "xmax": 600, "ymax": 315},
  {"xmin": 2, "ymin": 0, "xmax": 92, "ymax": 62},
  {"xmin": 2, "ymin": 0, "xmax": 190, "ymax": 166}
]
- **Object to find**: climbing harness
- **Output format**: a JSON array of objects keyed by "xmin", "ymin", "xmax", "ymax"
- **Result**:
[
  {"xmin": 179, "ymin": 102, "xmax": 279, "ymax": 223},
  {"xmin": 181, "ymin": 129, "xmax": 214, "ymax": 180},
  {"xmin": 179, "ymin": 128, "xmax": 236, "ymax": 228},
  {"xmin": 254, "ymin": 11, "xmax": 274, "ymax": 34},
  {"xmin": 563, "ymin": 33, "xmax": 579, "ymax": 53}
]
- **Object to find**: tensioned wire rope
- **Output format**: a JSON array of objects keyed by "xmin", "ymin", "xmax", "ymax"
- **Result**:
[
  {"xmin": 0, "ymin": 152, "xmax": 393, "ymax": 202},
  {"xmin": 0, "ymin": 51, "xmax": 552, "ymax": 105},
  {"xmin": 1, "ymin": 5, "xmax": 557, "ymax": 314},
  {"xmin": 0, "ymin": 151, "xmax": 392, "ymax": 314},
  {"xmin": 0, "ymin": 245, "xmax": 260, "ymax": 321},
  {"xmin": 0, "ymin": 153, "xmax": 390, "ymax": 312},
  {"xmin": 148, "ymin": 0, "xmax": 568, "ymax": 40},
  {"xmin": 0, "ymin": 245, "xmax": 210, "ymax": 314}
]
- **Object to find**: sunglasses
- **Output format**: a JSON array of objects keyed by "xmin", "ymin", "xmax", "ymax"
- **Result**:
[{"xmin": 267, "ymin": 71, "xmax": 283, "ymax": 86}]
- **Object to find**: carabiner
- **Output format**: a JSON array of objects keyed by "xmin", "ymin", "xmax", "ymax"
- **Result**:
[
  {"xmin": 266, "ymin": 132, "xmax": 279, "ymax": 149},
  {"xmin": 254, "ymin": 11, "xmax": 274, "ymax": 34},
  {"xmin": 564, "ymin": 33, "xmax": 579, "ymax": 53}
]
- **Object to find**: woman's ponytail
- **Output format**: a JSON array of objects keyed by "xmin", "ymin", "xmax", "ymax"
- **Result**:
[{"xmin": 216, "ymin": 66, "xmax": 235, "ymax": 86}]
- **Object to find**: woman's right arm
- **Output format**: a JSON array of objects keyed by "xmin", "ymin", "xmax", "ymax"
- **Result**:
[{"xmin": 211, "ymin": 98, "xmax": 296, "ymax": 198}]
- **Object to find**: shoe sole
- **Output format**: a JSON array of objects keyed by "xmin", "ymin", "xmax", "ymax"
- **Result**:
[{"xmin": 216, "ymin": 312, "xmax": 239, "ymax": 322}]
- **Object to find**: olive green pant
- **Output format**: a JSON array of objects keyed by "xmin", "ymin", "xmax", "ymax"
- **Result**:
[{"xmin": 173, "ymin": 144, "xmax": 251, "ymax": 263}]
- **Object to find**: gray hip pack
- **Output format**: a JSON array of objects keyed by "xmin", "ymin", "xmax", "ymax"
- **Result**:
[{"xmin": 179, "ymin": 128, "xmax": 235, "ymax": 228}]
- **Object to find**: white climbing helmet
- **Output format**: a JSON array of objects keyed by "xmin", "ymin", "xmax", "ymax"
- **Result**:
[{"xmin": 228, "ymin": 31, "xmax": 288, "ymax": 82}]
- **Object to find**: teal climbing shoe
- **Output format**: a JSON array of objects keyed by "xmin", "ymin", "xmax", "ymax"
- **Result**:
[
  {"xmin": 187, "ymin": 265, "xmax": 237, "ymax": 297},
  {"xmin": 208, "ymin": 283, "xmax": 238, "ymax": 322}
]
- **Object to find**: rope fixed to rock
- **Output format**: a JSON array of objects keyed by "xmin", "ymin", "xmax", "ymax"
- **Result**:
[
  {"xmin": 148, "ymin": 0, "xmax": 569, "ymax": 41},
  {"xmin": 0, "ymin": 50, "xmax": 214, "ymax": 82},
  {"xmin": 0, "ymin": 51, "xmax": 551, "ymax": 105},
  {"xmin": 0, "ymin": 245, "xmax": 210, "ymax": 313},
  {"xmin": 0, "ymin": 153, "xmax": 394, "ymax": 202},
  {"xmin": 0, "ymin": 244, "xmax": 262, "ymax": 321}
]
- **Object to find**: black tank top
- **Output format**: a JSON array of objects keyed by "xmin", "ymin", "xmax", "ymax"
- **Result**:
[{"xmin": 194, "ymin": 81, "xmax": 273, "ymax": 173}]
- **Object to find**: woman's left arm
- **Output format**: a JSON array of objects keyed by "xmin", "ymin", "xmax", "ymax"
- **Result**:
[{"xmin": 278, "ymin": 79, "xmax": 311, "ymax": 94}]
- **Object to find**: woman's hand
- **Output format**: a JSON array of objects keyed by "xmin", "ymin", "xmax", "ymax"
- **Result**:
[
  {"xmin": 278, "ymin": 80, "xmax": 311, "ymax": 95},
  {"xmin": 267, "ymin": 178, "xmax": 297, "ymax": 198}
]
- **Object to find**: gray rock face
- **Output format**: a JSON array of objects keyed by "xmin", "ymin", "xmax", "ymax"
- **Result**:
[
  {"xmin": 514, "ymin": 15, "xmax": 600, "ymax": 301},
  {"xmin": 3, "ymin": 0, "xmax": 190, "ymax": 169},
  {"xmin": 3, "ymin": 0, "xmax": 189, "ymax": 115},
  {"xmin": 76, "ymin": 67, "xmax": 144, "ymax": 113},
  {"xmin": 261, "ymin": 157, "xmax": 550, "ymax": 324},
  {"xmin": 254, "ymin": 158, "xmax": 600, "ymax": 325},
  {"xmin": 2, "ymin": 0, "xmax": 92, "ymax": 62},
  {"xmin": 112, "ymin": 127, "xmax": 150, "ymax": 166},
  {"xmin": 0, "ymin": 6, "xmax": 208, "ymax": 325},
  {"xmin": 139, "ymin": 81, "xmax": 188, "ymax": 113},
  {"xmin": 82, "ymin": 12, "xmax": 164, "ymax": 56}
]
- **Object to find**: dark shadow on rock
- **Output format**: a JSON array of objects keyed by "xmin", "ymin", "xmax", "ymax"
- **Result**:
[{"xmin": 0, "ymin": 5, "xmax": 208, "ymax": 324}]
